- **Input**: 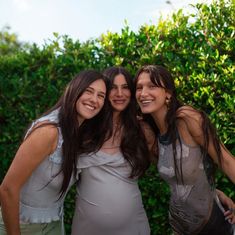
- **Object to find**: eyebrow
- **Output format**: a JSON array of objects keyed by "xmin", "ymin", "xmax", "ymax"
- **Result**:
[
  {"xmin": 98, "ymin": 91, "xmax": 106, "ymax": 95},
  {"xmin": 87, "ymin": 86, "xmax": 106, "ymax": 95},
  {"xmin": 112, "ymin": 83, "xmax": 128, "ymax": 87},
  {"xmin": 137, "ymin": 80, "xmax": 154, "ymax": 85}
]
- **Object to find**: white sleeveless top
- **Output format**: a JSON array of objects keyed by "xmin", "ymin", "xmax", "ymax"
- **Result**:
[{"xmin": 20, "ymin": 109, "xmax": 76, "ymax": 224}]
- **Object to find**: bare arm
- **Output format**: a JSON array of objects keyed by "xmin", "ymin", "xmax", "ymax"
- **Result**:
[
  {"xmin": 0, "ymin": 125, "xmax": 58, "ymax": 235},
  {"xmin": 178, "ymin": 106, "xmax": 235, "ymax": 183},
  {"xmin": 217, "ymin": 144, "xmax": 235, "ymax": 184},
  {"xmin": 139, "ymin": 120, "xmax": 157, "ymax": 164}
]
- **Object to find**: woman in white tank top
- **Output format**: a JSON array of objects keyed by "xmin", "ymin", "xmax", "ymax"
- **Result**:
[{"xmin": 0, "ymin": 70, "xmax": 108, "ymax": 235}]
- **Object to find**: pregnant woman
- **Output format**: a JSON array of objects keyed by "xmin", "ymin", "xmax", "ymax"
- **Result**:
[{"xmin": 71, "ymin": 66, "xmax": 151, "ymax": 235}]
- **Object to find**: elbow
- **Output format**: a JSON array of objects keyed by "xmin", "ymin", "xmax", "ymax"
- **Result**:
[
  {"xmin": 0, "ymin": 183, "xmax": 19, "ymax": 204},
  {"xmin": 0, "ymin": 185, "xmax": 5, "ymax": 202}
]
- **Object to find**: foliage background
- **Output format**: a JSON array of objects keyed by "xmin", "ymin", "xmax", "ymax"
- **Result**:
[{"xmin": 0, "ymin": 0, "xmax": 234, "ymax": 234}]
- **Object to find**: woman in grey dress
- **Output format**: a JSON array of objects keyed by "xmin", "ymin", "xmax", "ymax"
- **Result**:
[
  {"xmin": 0, "ymin": 70, "xmax": 108, "ymax": 235},
  {"xmin": 71, "ymin": 67, "xmax": 151, "ymax": 235},
  {"xmin": 135, "ymin": 65, "xmax": 235, "ymax": 235}
]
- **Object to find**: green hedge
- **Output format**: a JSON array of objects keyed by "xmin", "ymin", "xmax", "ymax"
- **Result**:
[{"xmin": 0, "ymin": 0, "xmax": 234, "ymax": 234}]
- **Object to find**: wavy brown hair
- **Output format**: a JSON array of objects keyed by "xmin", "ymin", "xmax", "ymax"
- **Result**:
[
  {"xmin": 135, "ymin": 65, "xmax": 222, "ymax": 184},
  {"xmin": 103, "ymin": 66, "xmax": 150, "ymax": 178},
  {"xmin": 34, "ymin": 70, "xmax": 108, "ymax": 197}
]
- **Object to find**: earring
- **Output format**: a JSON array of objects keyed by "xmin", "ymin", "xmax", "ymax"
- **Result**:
[{"xmin": 165, "ymin": 97, "xmax": 171, "ymax": 110}]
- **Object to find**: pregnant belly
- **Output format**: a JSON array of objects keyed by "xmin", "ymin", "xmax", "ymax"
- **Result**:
[{"xmin": 76, "ymin": 182, "xmax": 144, "ymax": 228}]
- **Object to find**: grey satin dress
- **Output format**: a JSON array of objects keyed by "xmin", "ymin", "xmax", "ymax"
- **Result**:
[{"xmin": 71, "ymin": 150, "xmax": 150, "ymax": 235}]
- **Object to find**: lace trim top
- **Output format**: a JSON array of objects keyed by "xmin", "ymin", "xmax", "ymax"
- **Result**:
[{"xmin": 20, "ymin": 109, "xmax": 76, "ymax": 225}]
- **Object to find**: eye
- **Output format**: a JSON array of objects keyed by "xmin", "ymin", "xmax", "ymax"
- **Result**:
[
  {"xmin": 122, "ymin": 85, "xmax": 129, "ymax": 90},
  {"xmin": 111, "ymin": 85, "xmax": 117, "ymax": 90},
  {"xmin": 98, "ymin": 93, "xmax": 105, "ymax": 99},
  {"xmin": 136, "ymin": 85, "xmax": 142, "ymax": 91},
  {"xmin": 85, "ymin": 88, "xmax": 93, "ymax": 94},
  {"xmin": 149, "ymin": 84, "xmax": 157, "ymax": 89}
]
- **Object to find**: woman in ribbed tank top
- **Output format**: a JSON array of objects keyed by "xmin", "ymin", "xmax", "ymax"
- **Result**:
[
  {"xmin": 135, "ymin": 65, "xmax": 235, "ymax": 235},
  {"xmin": 0, "ymin": 70, "xmax": 108, "ymax": 235}
]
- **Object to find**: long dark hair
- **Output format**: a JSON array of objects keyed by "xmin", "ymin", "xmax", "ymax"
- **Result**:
[
  {"xmin": 30, "ymin": 70, "xmax": 108, "ymax": 197},
  {"xmin": 103, "ymin": 66, "xmax": 150, "ymax": 177},
  {"xmin": 135, "ymin": 65, "xmax": 222, "ymax": 184}
]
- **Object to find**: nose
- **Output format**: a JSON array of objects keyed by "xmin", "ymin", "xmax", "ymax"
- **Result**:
[
  {"xmin": 140, "ymin": 87, "xmax": 148, "ymax": 97},
  {"xmin": 116, "ymin": 87, "xmax": 123, "ymax": 96},
  {"xmin": 90, "ymin": 93, "xmax": 98, "ymax": 103}
]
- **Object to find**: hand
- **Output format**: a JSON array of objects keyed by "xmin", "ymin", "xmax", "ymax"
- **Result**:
[
  {"xmin": 216, "ymin": 189, "xmax": 235, "ymax": 224},
  {"xmin": 224, "ymin": 207, "xmax": 235, "ymax": 224}
]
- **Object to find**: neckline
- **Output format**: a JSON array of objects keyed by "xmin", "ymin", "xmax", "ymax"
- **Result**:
[
  {"xmin": 97, "ymin": 150, "xmax": 122, "ymax": 157},
  {"xmin": 158, "ymin": 132, "xmax": 171, "ymax": 145}
]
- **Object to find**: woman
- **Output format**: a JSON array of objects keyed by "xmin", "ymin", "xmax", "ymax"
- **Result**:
[
  {"xmin": 135, "ymin": 65, "xmax": 235, "ymax": 235},
  {"xmin": 71, "ymin": 66, "xmax": 151, "ymax": 235},
  {"xmin": 0, "ymin": 70, "xmax": 107, "ymax": 235}
]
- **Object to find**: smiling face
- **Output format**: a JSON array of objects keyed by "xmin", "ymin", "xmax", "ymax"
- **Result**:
[
  {"xmin": 109, "ymin": 74, "xmax": 131, "ymax": 114},
  {"xmin": 135, "ymin": 72, "xmax": 171, "ymax": 116},
  {"xmin": 76, "ymin": 79, "xmax": 106, "ymax": 124}
]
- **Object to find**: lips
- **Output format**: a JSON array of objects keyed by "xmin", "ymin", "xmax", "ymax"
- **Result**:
[
  {"xmin": 141, "ymin": 100, "xmax": 152, "ymax": 104},
  {"xmin": 83, "ymin": 103, "xmax": 96, "ymax": 110},
  {"xmin": 139, "ymin": 99, "xmax": 153, "ymax": 106},
  {"xmin": 113, "ymin": 99, "xmax": 126, "ymax": 104}
]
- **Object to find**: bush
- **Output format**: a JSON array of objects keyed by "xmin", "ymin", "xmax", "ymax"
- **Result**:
[{"xmin": 0, "ymin": 0, "xmax": 234, "ymax": 234}]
